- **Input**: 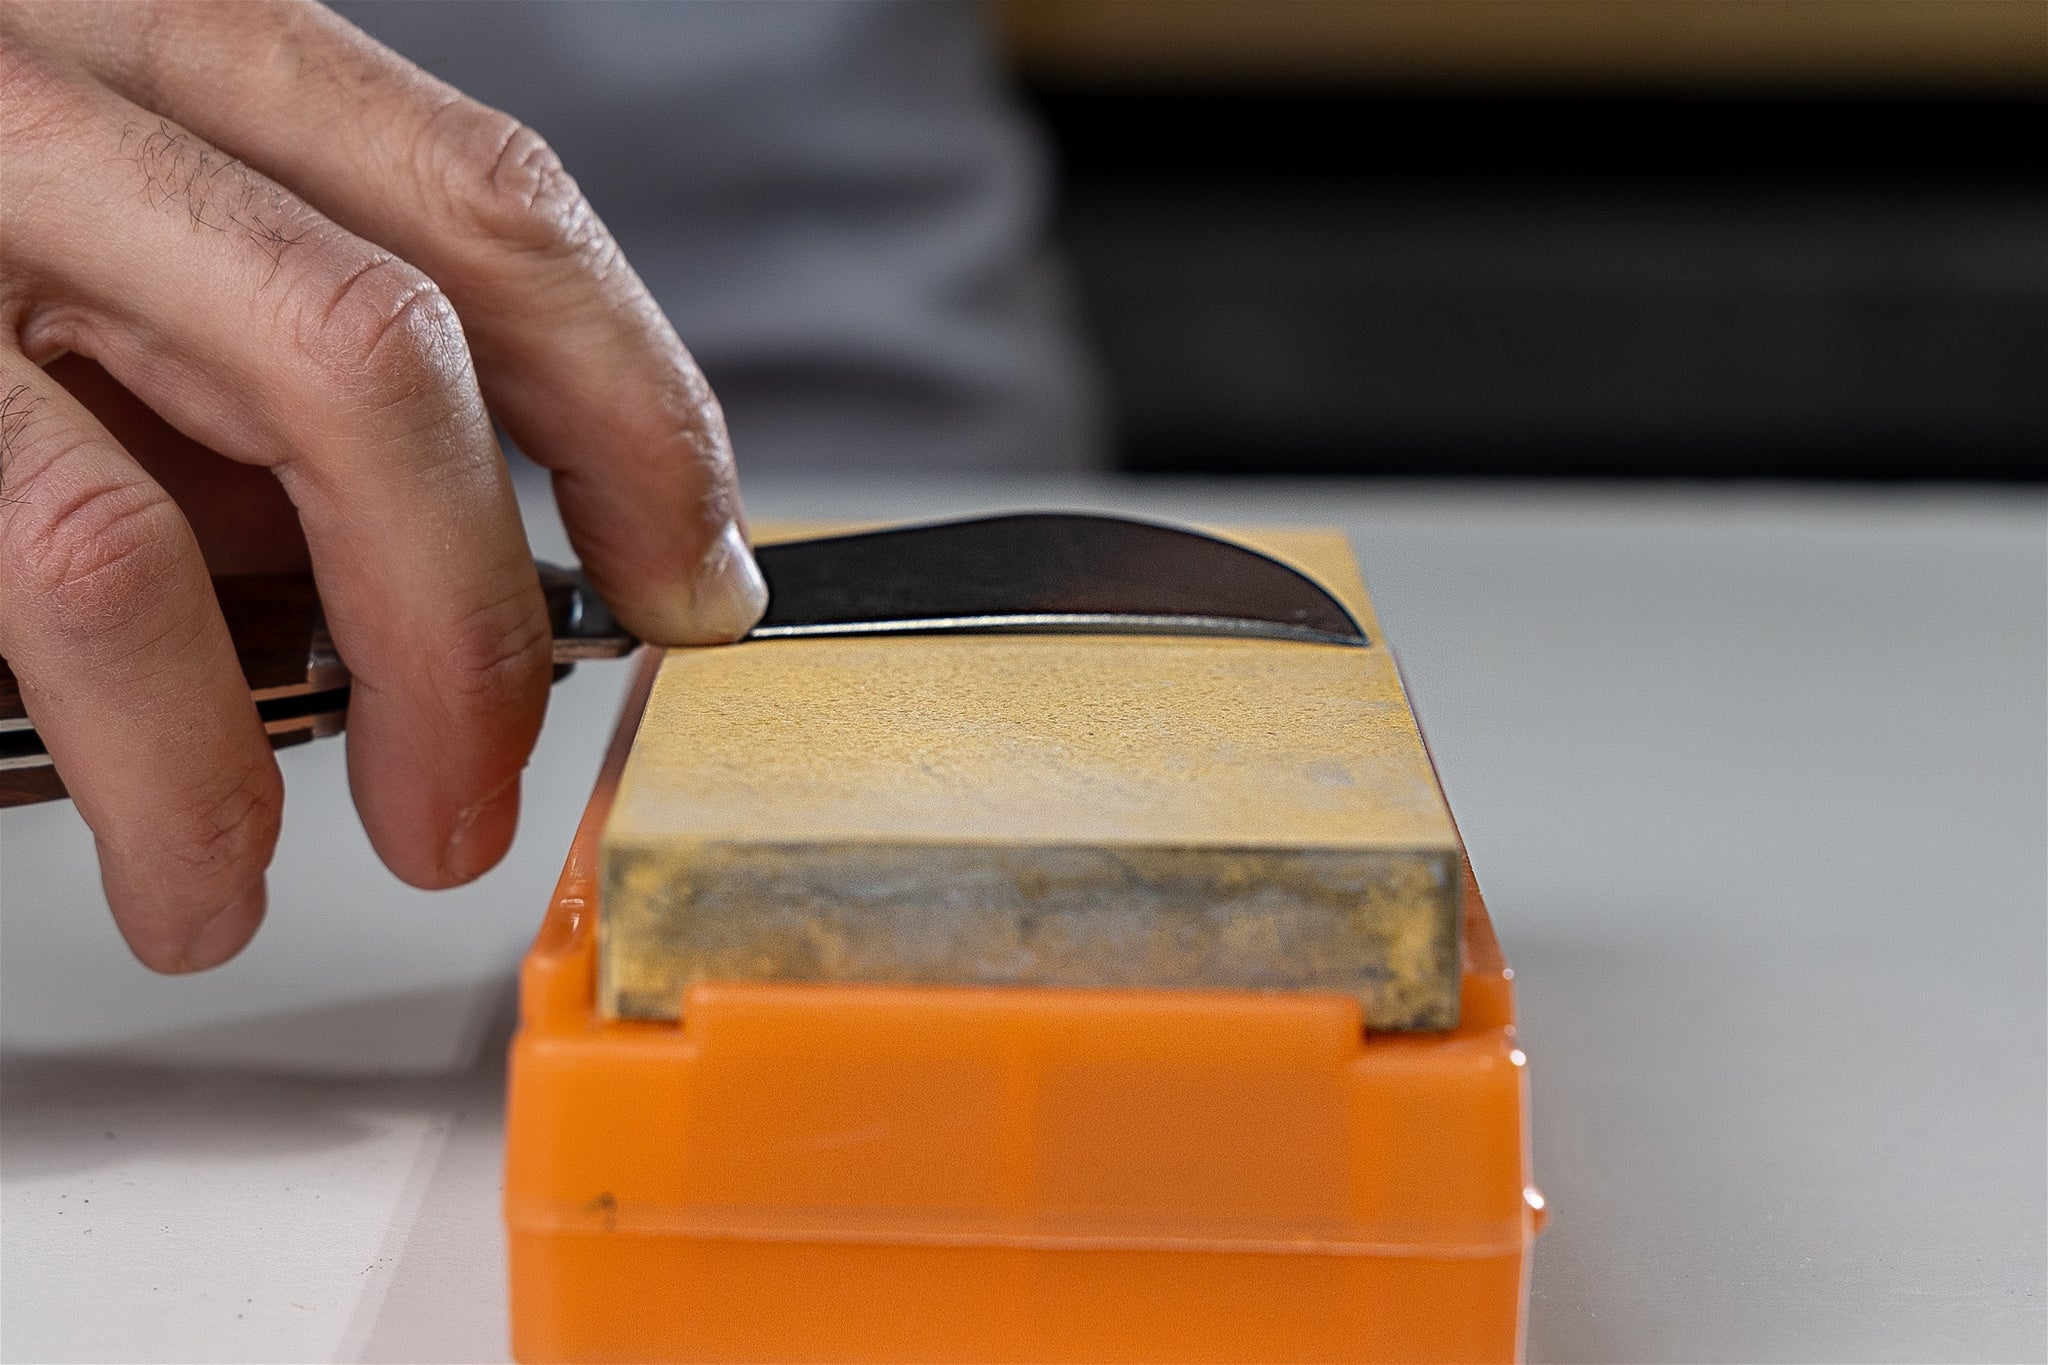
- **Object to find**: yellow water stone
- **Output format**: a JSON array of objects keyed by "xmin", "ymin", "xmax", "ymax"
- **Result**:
[{"xmin": 600, "ymin": 526, "xmax": 1464, "ymax": 1031}]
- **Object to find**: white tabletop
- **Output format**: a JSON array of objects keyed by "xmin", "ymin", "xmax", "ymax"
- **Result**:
[{"xmin": 4, "ymin": 474, "xmax": 2043, "ymax": 1364}]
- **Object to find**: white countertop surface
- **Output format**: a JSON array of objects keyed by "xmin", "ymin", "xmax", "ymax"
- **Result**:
[{"xmin": 4, "ymin": 474, "xmax": 2043, "ymax": 1363}]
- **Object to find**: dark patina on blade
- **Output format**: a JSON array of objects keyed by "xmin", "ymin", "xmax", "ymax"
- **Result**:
[{"xmin": 750, "ymin": 512, "xmax": 1368, "ymax": 647}]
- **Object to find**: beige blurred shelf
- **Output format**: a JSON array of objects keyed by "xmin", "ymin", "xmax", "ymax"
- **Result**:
[{"xmin": 996, "ymin": 0, "xmax": 2047, "ymax": 90}]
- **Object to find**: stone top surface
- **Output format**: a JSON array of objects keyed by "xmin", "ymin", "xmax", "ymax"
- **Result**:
[{"xmin": 604, "ymin": 526, "xmax": 1459, "ymax": 857}]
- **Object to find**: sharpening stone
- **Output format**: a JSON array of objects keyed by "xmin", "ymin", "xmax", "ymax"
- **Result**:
[{"xmin": 598, "ymin": 527, "xmax": 1465, "ymax": 1031}]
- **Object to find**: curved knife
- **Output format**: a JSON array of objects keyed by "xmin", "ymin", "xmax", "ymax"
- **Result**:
[{"xmin": 0, "ymin": 512, "xmax": 1364, "ymax": 807}]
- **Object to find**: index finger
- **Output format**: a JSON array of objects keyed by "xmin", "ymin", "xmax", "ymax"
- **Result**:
[{"xmin": 38, "ymin": 0, "xmax": 768, "ymax": 644}]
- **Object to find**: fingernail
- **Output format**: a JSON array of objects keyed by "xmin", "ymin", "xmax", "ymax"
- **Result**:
[
  {"xmin": 442, "ymin": 773, "xmax": 521, "ymax": 885},
  {"xmin": 681, "ymin": 520, "xmax": 769, "ymax": 644},
  {"xmin": 178, "ymin": 883, "xmax": 266, "ymax": 973}
]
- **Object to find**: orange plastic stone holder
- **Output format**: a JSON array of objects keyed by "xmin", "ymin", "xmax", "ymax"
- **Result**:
[{"xmin": 505, "ymin": 660, "xmax": 1544, "ymax": 1362}]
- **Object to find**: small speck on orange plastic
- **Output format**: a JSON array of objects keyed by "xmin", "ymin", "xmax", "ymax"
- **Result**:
[{"xmin": 506, "ymin": 658, "xmax": 1542, "ymax": 1363}]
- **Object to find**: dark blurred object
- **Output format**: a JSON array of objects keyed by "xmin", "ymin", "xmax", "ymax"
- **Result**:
[
  {"xmin": 998, "ymin": 0, "xmax": 2044, "ymax": 90},
  {"xmin": 999, "ymin": 0, "xmax": 2047, "ymax": 479}
]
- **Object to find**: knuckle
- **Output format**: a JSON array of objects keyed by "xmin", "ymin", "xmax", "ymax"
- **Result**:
[
  {"xmin": 0, "ymin": 459, "xmax": 186, "ymax": 628},
  {"xmin": 438, "ymin": 581, "xmax": 552, "ymax": 713},
  {"xmin": 167, "ymin": 760, "xmax": 284, "ymax": 885},
  {"xmin": 426, "ymin": 103, "xmax": 608, "ymax": 264},
  {"xmin": 288, "ymin": 249, "xmax": 469, "ymax": 404}
]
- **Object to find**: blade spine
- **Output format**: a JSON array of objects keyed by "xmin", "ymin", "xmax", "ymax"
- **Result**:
[
  {"xmin": 750, "ymin": 612, "xmax": 1366, "ymax": 647},
  {"xmin": 756, "ymin": 511, "xmax": 1368, "ymax": 643}
]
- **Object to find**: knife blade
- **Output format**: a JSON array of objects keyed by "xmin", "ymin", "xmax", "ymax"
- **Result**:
[{"xmin": 0, "ymin": 513, "xmax": 1364, "ymax": 807}]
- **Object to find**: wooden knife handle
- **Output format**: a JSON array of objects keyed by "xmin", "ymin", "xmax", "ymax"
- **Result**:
[
  {"xmin": 0, "ymin": 574, "xmax": 327, "ymax": 714},
  {"xmin": 0, "ymin": 564, "xmax": 633, "ymax": 809}
]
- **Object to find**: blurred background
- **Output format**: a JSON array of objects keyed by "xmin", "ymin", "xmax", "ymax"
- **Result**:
[
  {"xmin": 331, "ymin": 0, "xmax": 2045, "ymax": 482},
  {"xmin": 1003, "ymin": 0, "xmax": 2047, "ymax": 480}
]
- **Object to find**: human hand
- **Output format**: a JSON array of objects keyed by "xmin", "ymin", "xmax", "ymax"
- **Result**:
[{"xmin": 0, "ymin": 0, "xmax": 767, "ymax": 971}]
